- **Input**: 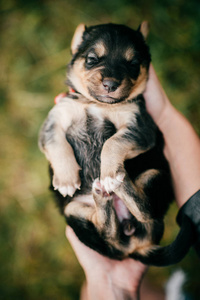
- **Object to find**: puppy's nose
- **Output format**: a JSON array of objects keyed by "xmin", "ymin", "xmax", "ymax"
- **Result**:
[{"xmin": 102, "ymin": 79, "xmax": 120, "ymax": 93}]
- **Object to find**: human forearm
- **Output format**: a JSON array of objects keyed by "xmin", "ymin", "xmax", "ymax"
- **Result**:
[
  {"xmin": 157, "ymin": 103, "xmax": 200, "ymax": 207},
  {"xmin": 144, "ymin": 65, "xmax": 200, "ymax": 207}
]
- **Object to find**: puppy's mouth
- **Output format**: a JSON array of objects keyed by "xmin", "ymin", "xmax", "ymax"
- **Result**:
[{"xmin": 95, "ymin": 95, "xmax": 125, "ymax": 104}]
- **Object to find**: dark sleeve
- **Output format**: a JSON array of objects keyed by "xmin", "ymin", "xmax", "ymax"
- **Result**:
[{"xmin": 176, "ymin": 189, "xmax": 200, "ymax": 257}]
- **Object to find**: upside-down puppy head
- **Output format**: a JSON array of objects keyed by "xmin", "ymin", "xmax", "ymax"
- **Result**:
[{"xmin": 67, "ymin": 22, "xmax": 151, "ymax": 104}]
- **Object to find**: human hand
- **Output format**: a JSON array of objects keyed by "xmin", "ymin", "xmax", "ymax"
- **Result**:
[{"xmin": 66, "ymin": 226, "xmax": 147, "ymax": 300}]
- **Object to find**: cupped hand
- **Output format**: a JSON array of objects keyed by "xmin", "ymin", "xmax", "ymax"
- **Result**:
[{"xmin": 66, "ymin": 226, "xmax": 147, "ymax": 299}]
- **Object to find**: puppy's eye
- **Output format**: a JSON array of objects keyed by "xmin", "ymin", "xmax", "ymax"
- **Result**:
[
  {"xmin": 86, "ymin": 53, "xmax": 99, "ymax": 65},
  {"xmin": 130, "ymin": 59, "xmax": 140, "ymax": 66}
]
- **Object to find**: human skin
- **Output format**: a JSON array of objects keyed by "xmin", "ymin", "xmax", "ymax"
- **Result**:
[
  {"xmin": 66, "ymin": 64, "xmax": 200, "ymax": 300},
  {"xmin": 144, "ymin": 64, "xmax": 200, "ymax": 207}
]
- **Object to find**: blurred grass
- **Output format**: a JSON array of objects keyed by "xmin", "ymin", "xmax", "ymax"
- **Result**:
[{"xmin": 0, "ymin": 0, "xmax": 199, "ymax": 299}]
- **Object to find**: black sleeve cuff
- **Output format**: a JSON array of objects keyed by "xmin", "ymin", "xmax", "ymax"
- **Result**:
[{"xmin": 176, "ymin": 189, "xmax": 200, "ymax": 257}]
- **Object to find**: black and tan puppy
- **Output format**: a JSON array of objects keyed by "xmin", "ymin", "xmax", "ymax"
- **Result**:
[{"xmin": 39, "ymin": 23, "xmax": 194, "ymax": 266}]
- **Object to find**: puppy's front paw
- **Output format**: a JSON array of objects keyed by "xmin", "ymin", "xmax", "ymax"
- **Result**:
[
  {"xmin": 54, "ymin": 183, "xmax": 81, "ymax": 197},
  {"xmin": 100, "ymin": 172, "xmax": 125, "ymax": 193},
  {"xmin": 53, "ymin": 165, "xmax": 81, "ymax": 197}
]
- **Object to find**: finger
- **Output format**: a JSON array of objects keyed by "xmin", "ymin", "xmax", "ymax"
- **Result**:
[
  {"xmin": 66, "ymin": 226, "xmax": 84, "ymax": 252},
  {"xmin": 66, "ymin": 226, "xmax": 103, "ymax": 267}
]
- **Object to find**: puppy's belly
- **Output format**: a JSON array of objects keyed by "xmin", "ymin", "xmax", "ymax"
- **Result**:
[{"xmin": 66, "ymin": 114, "xmax": 116, "ymax": 194}]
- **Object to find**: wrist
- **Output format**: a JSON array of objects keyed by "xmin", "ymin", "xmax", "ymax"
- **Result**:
[
  {"xmin": 85, "ymin": 279, "xmax": 139, "ymax": 300},
  {"xmin": 85, "ymin": 269, "xmax": 140, "ymax": 300},
  {"xmin": 85, "ymin": 272, "xmax": 113, "ymax": 300}
]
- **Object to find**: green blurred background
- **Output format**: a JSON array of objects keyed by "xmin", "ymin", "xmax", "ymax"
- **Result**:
[{"xmin": 0, "ymin": 0, "xmax": 199, "ymax": 299}]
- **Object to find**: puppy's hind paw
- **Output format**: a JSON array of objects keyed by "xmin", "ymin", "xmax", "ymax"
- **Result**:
[
  {"xmin": 92, "ymin": 178, "xmax": 111, "ymax": 198},
  {"xmin": 101, "ymin": 173, "xmax": 125, "ymax": 193},
  {"xmin": 92, "ymin": 178, "xmax": 114, "ymax": 205}
]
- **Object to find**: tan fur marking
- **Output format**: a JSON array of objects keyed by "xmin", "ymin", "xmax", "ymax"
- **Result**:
[
  {"xmin": 94, "ymin": 41, "xmax": 107, "ymax": 57},
  {"xmin": 128, "ymin": 237, "xmax": 153, "ymax": 256},
  {"xmin": 124, "ymin": 48, "xmax": 135, "ymax": 61},
  {"xmin": 128, "ymin": 66, "xmax": 148, "ymax": 100}
]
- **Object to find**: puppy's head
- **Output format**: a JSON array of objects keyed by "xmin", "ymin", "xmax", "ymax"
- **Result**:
[{"xmin": 67, "ymin": 22, "xmax": 151, "ymax": 104}]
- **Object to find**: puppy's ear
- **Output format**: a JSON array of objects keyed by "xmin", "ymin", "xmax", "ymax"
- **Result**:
[
  {"xmin": 138, "ymin": 21, "xmax": 149, "ymax": 40},
  {"xmin": 71, "ymin": 23, "xmax": 86, "ymax": 55}
]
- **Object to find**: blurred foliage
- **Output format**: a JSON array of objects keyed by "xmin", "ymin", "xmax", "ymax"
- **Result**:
[{"xmin": 0, "ymin": 0, "xmax": 199, "ymax": 299}]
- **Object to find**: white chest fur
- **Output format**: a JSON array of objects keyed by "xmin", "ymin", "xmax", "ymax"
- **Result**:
[{"xmin": 87, "ymin": 102, "xmax": 139, "ymax": 130}]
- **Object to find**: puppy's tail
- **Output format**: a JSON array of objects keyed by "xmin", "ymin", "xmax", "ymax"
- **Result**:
[{"xmin": 130, "ymin": 217, "xmax": 195, "ymax": 266}]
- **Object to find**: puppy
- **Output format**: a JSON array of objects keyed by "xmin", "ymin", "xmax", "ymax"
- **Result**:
[{"xmin": 39, "ymin": 23, "xmax": 194, "ymax": 266}]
